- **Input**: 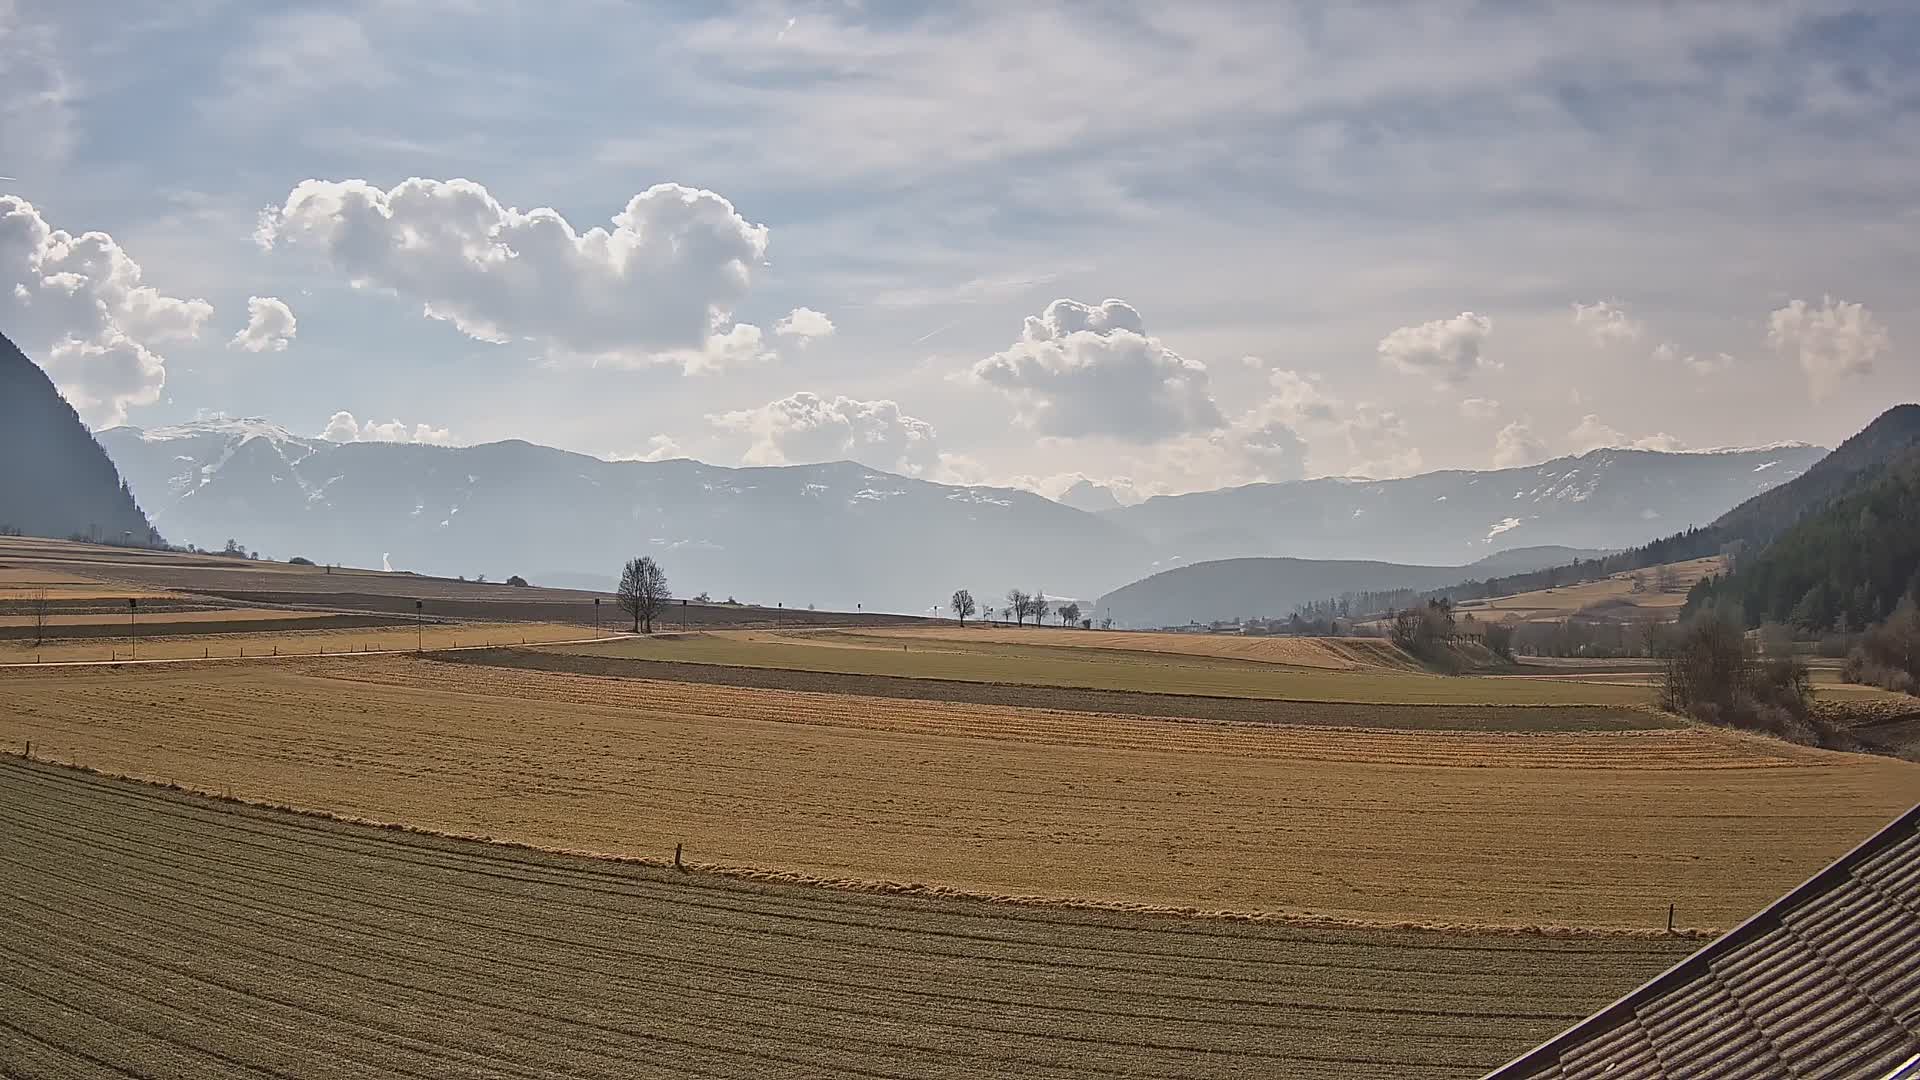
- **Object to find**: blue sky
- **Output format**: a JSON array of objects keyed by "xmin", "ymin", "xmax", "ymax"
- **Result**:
[{"xmin": 3, "ymin": 0, "xmax": 1916, "ymax": 499}]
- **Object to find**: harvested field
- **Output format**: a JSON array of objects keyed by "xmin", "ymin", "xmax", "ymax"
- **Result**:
[
  {"xmin": 1452, "ymin": 556, "xmax": 1724, "ymax": 624},
  {"xmin": 857, "ymin": 627, "xmax": 1424, "ymax": 671},
  {"xmin": 450, "ymin": 647, "xmax": 1666, "ymax": 732},
  {"xmin": 545, "ymin": 631, "xmax": 1653, "ymax": 706},
  {"xmin": 4, "ymin": 657, "xmax": 1914, "ymax": 929},
  {"xmin": 0, "ymin": 621, "xmax": 590, "ymax": 663},
  {"xmin": 0, "ymin": 758, "xmax": 1698, "ymax": 1079},
  {"xmin": 0, "ymin": 609, "xmax": 410, "ymax": 642}
]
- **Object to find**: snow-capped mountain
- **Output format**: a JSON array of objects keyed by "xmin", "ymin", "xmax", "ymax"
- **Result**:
[
  {"xmin": 1099, "ymin": 444, "xmax": 1828, "ymax": 568},
  {"xmin": 96, "ymin": 421, "xmax": 1828, "ymax": 613},
  {"xmin": 97, "ymin": 421, "xmax": 1153, "ymax": 612}
]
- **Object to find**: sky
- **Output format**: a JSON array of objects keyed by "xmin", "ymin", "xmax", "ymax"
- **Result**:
[{"xmin": 3, "ymin": 0, "xmax": 1917, "ymax": 502}]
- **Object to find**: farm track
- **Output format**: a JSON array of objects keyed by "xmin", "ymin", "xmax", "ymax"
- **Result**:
[
  {"xmin": 3, "ymin": 657, "xmax": 1915, "ymax": 928},
  {"xmin": 446, "ymin": 646, "xmax": 1664, "ymax": 732},
  {"xmin": 0, "ymin": 758, "xmax": 1696, "ymax": 1079}
]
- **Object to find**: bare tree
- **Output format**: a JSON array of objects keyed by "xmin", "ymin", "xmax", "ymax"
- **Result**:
[
  {"xmin": 1028, "ymin": 589, "xmax": 1047, "ymax": 627},
  {"xmin": 1654, "ymin": 563, "xmax": 1681, "ymax": 593},
  {"xmin": 1007, "ymin": 589, "xmax": 1030, "ymax": 628},
  {"xmin": 1058, "ymin": 601, "xmax": 1081, "ymax": 627},
  {"xmin": 29, "ymin": 587, "xmax": 50, "ymax": 647},
  {"xmin": 617, "ymin": 556, "xmax": 671, "ymax": 633},
  {"xmin": 950, "ymin": 589, "xmax": 977, "ymax": 626}
]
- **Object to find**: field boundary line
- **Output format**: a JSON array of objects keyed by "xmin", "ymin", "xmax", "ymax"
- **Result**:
[
  {"xmin": 484, "ymin": 645, "xmax": 1663, "ymax": 713},
  {"xmin": 0, "ymin": 753, "xmax": 1718, "ymax": 941},
  {"xmin": 0, "ymin": 633, "xmax": 620, "ymax": 670}
]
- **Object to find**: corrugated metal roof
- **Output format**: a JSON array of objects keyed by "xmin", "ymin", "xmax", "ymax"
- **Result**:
[{"xmin": 1487, "ymin": 804, "xmax": 1920, "ymax": 1080}]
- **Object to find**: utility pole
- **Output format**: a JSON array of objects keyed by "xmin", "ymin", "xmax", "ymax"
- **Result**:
[
  {"xmin": 415, "ymin": 598, "xmax": 424, "ymax": 653},
  {"xmin": 128, "ymin": 597, "xmax": 138, "ymax": 658},
  {"xmin": 594, "ymin": 597, "xmax": 601, "ymax": 638}
]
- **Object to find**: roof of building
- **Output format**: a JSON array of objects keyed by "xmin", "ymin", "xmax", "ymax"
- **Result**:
[{"xmin": 1486, "ymin": 803, "xmax": 1920, "ymax": 1079}]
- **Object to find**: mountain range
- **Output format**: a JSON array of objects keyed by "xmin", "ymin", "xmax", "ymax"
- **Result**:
[
  {"xmin": 1098, "ymin": 444, "xmax": 1827, "ymax": 567},
  {"xmin": 92, "ymin": 418, "xmax": 1827, "ymax": 615},
  {"xmin": 0, "ymin": 332, "xmax": 157, "ymax": 545}
]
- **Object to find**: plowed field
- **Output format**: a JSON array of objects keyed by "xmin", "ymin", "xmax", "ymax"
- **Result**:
[
  {"xmin": 0, "ymin": 758, "xmax": 1698, "ymax": 1079},
  {"xmin": 0, "ymin": 621, "xmax": 592, "ymax": 663},
  {"xmin": 857, "ymin": 626, "xmax": 1423, "ymax": 669},
  {"xmin": 4, "ymin": 657, "xmax": 1914, "ymax": 930},
  {"xmin": 546, "ymin": 632, "xmax": 1650, "ymax": 705}
]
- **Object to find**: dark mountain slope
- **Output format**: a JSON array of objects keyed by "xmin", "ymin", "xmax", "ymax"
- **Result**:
[
  {"xmin": 1710, "ymin": 403, "xmax": 1920, "ymax": 553},
  {"xmin": 0, "ymin": 331, "xmax": 157, "ymax": 544},
  {"xmin": 1688, "ymin": 446, "xmax": 1920, "ymax": 632}
]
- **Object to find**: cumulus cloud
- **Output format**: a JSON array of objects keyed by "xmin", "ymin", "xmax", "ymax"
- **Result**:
[
  {"xmin": 1571, "ymin": 300, "xmax": 1643, "ymax": 345},
  {"xmin": 774, "ymin": 306, "xmax": 835, "ymax": 344},
  {"xmin": 229, "ymin": 295, "xmax": 297, "ymax": 352},
  {"xmin": 709, "ymin": 392, "xmax": 938, "ymax": 475},
  {"xmin": 1568, "ymin": 414, "xmax": 1686, "ymax": 454},
  {"xmin": 1377, "ymin": 311, "xmax": 1494, "ymax": 384},
  {"xmin": 969, "ymin": 298, "xmax": 1222, "ymax": 440},
  {"xmin": 1492, "ymin": 420, "xmax": 1549, "ymax": 468},
  {"xmin": 0, "ymin": 194, "xmax": 212, "ymax": 426},
  {"xmin": 1459, "ymin": 397, "xmax": 1501, "ymax": 420},
  {"xmin": 609, "ymin": 435, "xmax": 684, "ymax": 463},
  {"xmin": 319, "ymin": 411, "xmax": 455, "ymax": 445},
  {"xmin": 1231, "ymin": 368, "xmax": 1420, "ymax": 479},
  {"xmin": 1652, "ymin": 342, "xmax": 1733, "ymax": 376},
  {"xmin": 1767, "ymin": 296, "xmax": 1888, "ymax": 397},
  {"xmin": 256, "ymin": 177, "xmax": 771, "ymax": 373}
]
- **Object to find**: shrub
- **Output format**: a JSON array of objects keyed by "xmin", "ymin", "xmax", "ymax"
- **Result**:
[
  {"xmin": 1659, "ymin": 611, "xmax": 1838, "ymax": 744},
  {"xmin": 506, "ymin": 575, "xmax": 529, "ymax": 588},
  {"xmin": 288, "ymin": 556, "xmax": 315, "ymax": 566},
  {"xmin": 1843, "ymin": 598, "xmax": 1920, "ymax": 696}
]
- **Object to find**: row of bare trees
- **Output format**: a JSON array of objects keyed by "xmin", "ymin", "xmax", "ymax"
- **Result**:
[{"xmin": 949, "ymin": 588, "xmax": 1082, "ymax": 628}]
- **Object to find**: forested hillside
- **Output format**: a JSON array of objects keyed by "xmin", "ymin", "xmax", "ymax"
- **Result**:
[
  {"xmin": 0, "ymin": 332, "xmax": 159, "ymax": 545},
  {"xmin": 1685, "ymin": 449, "xmax": 1920, "ymax": 633}
]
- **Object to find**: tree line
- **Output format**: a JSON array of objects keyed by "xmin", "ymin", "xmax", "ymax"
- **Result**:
[{"xmin": 949, "ymin": 588, "xmax": 1086, "ymax": 628}]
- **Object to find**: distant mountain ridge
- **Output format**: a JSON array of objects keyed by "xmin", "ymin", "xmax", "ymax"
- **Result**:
[
  {"xmin": 98, "ymin": 418, "xmax": 1824, "ymax": 614},
  {"xmin": 1101, "ymin": 444, "xmax": 1827, "ymax": 567},
  {"xmin": 0, "ymin": 332, "xmax": 158, "ymax": 544},
  {"xmin": 98, "ymin": 420, "xmax": 1153, "ymax": 613},
  {"xmin": 1093, "ymin": 546, "xmax": 1610, "ymax": 629}
]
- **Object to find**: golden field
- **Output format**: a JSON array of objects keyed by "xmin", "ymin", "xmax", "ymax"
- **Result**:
[{"xmin": 4, "ymin": 656, "xmax": 1912, "ymax": 931}]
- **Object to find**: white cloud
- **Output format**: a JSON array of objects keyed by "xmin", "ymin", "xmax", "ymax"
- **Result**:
[
  {"xmin": 1163, "ymin": 367, "xmax": 1419, "ymax": 482},
  {"xmin": 1767, "ymin": 296, "xmax": 1888, "ymax": 398},
  {"xmin": 320, "ymin": 411, "xmax": 455, "ymax": 445},
  {"xmin": 1568, "ymin": 414, "xmax": 1686, "ymax": 454},
  {"xmin": 1492, "ymin": 420, "xmax": 1548, "ymax": 468},
  {"xmin": 1377, "ymin": 312, "xmax": 1494, "ymax": 383},
  {"xmin": 608, "ymin": 435, "xmax": 684, "ymax": 463},
  {"xmin": 774, "ymin": 306, "xmax": 835, "ymax": 343},
  {"xmin": 709, "ymin": 392, "xmax": 938, "ymax": 475},
  {"xmin": 229, "ymin": 295, "xmax": 297, "ymax": 353},
  {"xmin": 1652, "ymin": 342, "xmax": 1733, "ymax": 376},
  {"xmin": 0, "ymin": 194, "xmax": 212, "ymax": 426},
  {"xmin": 1571, "ymin": 300, "xmax": 1643, "ymax": 345},
  {"xmin": 257, "ymin": 177, "xmax": 771, "ymax": 373},
  {"xmin": 969, "ymin": 298, "xmax": 1222, "ymax": 441},
  {"xmin": 1459, "ymin": 397, "xmax": 1501, "ymax": 420}
]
